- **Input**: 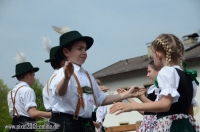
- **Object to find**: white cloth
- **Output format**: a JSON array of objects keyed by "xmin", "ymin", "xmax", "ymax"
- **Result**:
[
  {"xmin": 7, "ymin": 81, "xmax": 37, "ymax": 117},
  {"xmin": 93, "ymin": 105, "xmax": 107, "ymax": 132},
  {"xmin": 156, "ymin": 65, "xmax": 197, "ymax": 106},
  {"xmin": 96, "ymin": 106, "xmax": 107, "ymax": 124},
  {"xmin": 42, "ymin": 70, "xmax": 58, "ymax": 111},
  {"xmin": 50, "ymin": 63, "xmax": 107, "ymax": 118}
]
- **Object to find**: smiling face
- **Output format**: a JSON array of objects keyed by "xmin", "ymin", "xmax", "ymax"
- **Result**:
[{"xmin": 63, "ymin": 40, "xmax": 87, "ymax": 65}]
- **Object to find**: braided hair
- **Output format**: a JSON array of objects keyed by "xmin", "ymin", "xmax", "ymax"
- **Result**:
[{"xmin": 151, "ymin": 34, "xmax": 184, "ymax": 68}]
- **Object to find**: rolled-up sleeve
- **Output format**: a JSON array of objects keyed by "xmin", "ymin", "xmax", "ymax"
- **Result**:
[{"xmin": 23, "ymin": 89, "xmax": 37, "ymax": 111}]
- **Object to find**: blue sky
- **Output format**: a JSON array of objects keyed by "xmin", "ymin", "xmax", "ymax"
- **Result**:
[{"xmin": 0, "ymin": 0, "xmax": 200, "ymax": 88}]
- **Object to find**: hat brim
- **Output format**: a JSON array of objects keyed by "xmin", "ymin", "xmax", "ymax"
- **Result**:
[
  {"xmin": 45, "ymin": 58, "xmax": 62, "ymax": 63},
  {"xmin": 55, "ymin": 36, "xmax": 93, "ymax": 59},
  {"xmin": 12, "ymin": 67, "xmax": 39, "ymax": 78}
]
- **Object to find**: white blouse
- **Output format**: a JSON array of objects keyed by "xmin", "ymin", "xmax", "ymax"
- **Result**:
[
  {"xmin": 7, "ymin": 81, "xmax": 37, "ymax": 117},
  {"xmin": 50, "ymin": 63, "xmax": 107, "ymax": 118},
  {"xmin": 42, "ymin": 69, "xmax": 58, "ymax": 111},
  {"xmin": 156, "ymin": 65, "xmax": 197, "ymax": 106}
]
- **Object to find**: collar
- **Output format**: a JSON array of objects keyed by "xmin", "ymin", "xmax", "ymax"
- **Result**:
[
  {"xmin": 53, "ymin": 69, "xmax": 59, "ymax": 74},
  {"xmin": 73, "ymin": 63, "xmax": 84, "ymax": 72},
  {"xmin": 16, "ymin": 81, "xmax": 29, "ymax": 88},
  {"xmin": 172, "ymin": 65, "xmax": 182, "ymax": 71}
]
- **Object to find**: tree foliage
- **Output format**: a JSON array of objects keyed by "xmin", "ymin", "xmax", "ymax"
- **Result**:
[
  {"xmin": 0, "ymin": 78, "xmax": 46, "ymax": 132},
  {"xmin": 0, "ymin": 79, "xmax": 12, "ymax": 132}
]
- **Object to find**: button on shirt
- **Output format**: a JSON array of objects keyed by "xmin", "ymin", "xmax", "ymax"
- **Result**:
[
  {"xmin": 7, "ymin": 81, "xmax": 37, "ymax": 117},
  {"xmin": 42, "ymin": 70, "xmax": 58, "ymax": 111},
  {"xmin": 50, "ymin": 63, "xmax": 107, "ymax": 118}
]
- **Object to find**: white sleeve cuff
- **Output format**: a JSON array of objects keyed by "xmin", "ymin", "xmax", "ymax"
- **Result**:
[
  {"xmin": 157, "ymin": 88, "xmax": 180, "ymax": 103},
  {"xmin": 96, "ymin": 93, "xmax": 107, "ymax": 106},
  {"xmin": 25, "ymin": 102, "xmax": 37, "ymax": 111}
]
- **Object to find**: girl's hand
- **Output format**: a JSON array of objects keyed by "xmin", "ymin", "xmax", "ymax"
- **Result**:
[
  {"xmin": 109, "ymin": 102, "xmax": 135, "ymax": 115},
  {"xmin": 128, "ymin": 86, "xmax": 146, "ymax": 97},
  {"xmin": 63, "ymin": 61, "xmax": 74, "ymax": 79},
  {"xmin": 116, "ymin": 88, "xmax": 126, "ymax": 94}
]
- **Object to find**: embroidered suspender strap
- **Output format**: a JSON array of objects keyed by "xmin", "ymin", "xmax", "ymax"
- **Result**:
[
  {"xmin": 85, "ymin": 71, "xmax": 98, "ymax": 108},
  {"xmin": 46, "ymin": 74, "xmax": 57, "ymax": 95},
  {"xmin": 10, "ymin": 85, "xmax": 25, "ymax": 117},
  {"xmin": 73, "ymin": 73, "xmax": 85, "ymax": 120}
]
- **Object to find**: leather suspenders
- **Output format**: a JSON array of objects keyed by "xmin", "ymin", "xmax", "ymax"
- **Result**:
[
  {"xmin": 73, "ymin": 71, "xmax": 98, "ymax": 120},
  {"xmin": 10, "ymin": 85, "xmax": 25, "ymax": 117},
  {"xmin": 46, "ymin": 74, "xmax": 57, "ymax": 95}
]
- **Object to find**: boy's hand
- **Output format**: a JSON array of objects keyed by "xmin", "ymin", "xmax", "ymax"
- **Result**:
[{"xmin": 63, "ymin": 61, "xmax": 74, "ymax": 79}]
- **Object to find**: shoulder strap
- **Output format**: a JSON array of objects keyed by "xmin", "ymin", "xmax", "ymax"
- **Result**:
[
  {"xmin": 46, "ymin": 74, "xmax": 57, "ymax": 95},
  {"xmin": 85, "ymin": 71, "xmax": 98, "ymax": 108},
  {"xmin": 10, "ymin": 85, "xmax": 25, "ymax": 117},
  {"xmin": 73, "ymin": 73, "xmax": 85, "ymax": 120}
]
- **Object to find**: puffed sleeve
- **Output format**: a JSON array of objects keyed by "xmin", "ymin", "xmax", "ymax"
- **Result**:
[
  {"xmin": 23, "ymin": 88, "xmax": 37, "ymax": 111},
  {"xmin": 191, "ymin": 81, "xmax": 197, "ymax": 107},
  {"xmin": 156, "ymin": 66, "xmax": 180, "ymax": 103}
]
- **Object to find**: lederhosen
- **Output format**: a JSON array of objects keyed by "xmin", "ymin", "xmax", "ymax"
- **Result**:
[
  {"xmin": 9, "ymin": 85, "xmax": 36, "ymax": 132},
  {"xmin": 50, "ymin": 71, "xmax": 98, "ymax": 132},
  {"xmin": 139, "ymin": 90, "xmax": 157, "ymax": 132},
  {"xmin": 154, "ymin": 68, "xmax": 199, "ymax": 132}
]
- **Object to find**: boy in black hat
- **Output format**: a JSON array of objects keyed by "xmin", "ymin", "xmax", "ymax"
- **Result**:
[
  {"xmin": 43, "ymin": 46, "xmax": 65, "ymax": 111},
  {"xmin": 49, "ymin": 30, "xmax": 146, "ymax": 132},
  {"xmin": 7, "ymin": 53, "xmax": 52, "ymax": 132}
]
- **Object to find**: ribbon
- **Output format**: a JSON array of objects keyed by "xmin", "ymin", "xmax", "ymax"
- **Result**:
[
  {"xmin": 183, "ymin": 62, "xmax": 199, "ymax": 86},
  {"xmin": 154, "ymin": 76, "xmax": 159, "ymax": 88}
]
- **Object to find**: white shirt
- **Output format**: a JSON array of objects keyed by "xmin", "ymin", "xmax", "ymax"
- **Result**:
[
  {"xmin": 7, "ymin": 81, "xmax": 37, "ymax": 117},
  {"xmin": 42, "ymin": 70, "xmax": 58, "ymax": 111},
  {"xmin": 50, "ymin": 63, "xmax": 107, "ymax": 118},
  {"xmin": 95, "ymin": 106, "xmax": 107, "ymax": 124},
  {"xmin": 156, "ymin": 65, "xmax": 197, "ymax": 106}
]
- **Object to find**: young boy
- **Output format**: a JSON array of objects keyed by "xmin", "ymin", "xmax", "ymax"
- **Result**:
[
  {"xmin": 49, "ymin": 30, "xmax": 146, "ymax": 132},
  {"xmin": 7, "ymin": 62, "xmax": 52, "ymax": 132},
  {"xmin": 43, "ymin": 46, "xmax": 65, "ymax": 111}
]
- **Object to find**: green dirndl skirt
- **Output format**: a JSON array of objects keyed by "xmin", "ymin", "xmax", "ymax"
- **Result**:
[
  {"xmin": 170, "ymin": 118, "xmax": 196, "ymax": 132},
  {"xmin": 154, "ymin": 114, "xmax": 199, "ymax": 132}
]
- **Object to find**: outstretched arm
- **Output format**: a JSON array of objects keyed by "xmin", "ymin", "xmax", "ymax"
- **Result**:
[
  {"xmin": 137, "ymin": 94, "xmax": 152, "ymax": 103},
  {"xmin": 110, "ymin": 94, "xmax": 173, "ymax": 115},
  {"xmin": 102, "ymin": 86, "xmax": 146, "ymax": 106},
  {"xmin": 117, "ymin": 88, "xmax": 144, "ymax": 115}
]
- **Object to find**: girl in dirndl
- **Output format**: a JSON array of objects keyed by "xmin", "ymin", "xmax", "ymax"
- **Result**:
[
  {"xmin": 110, "ymin": 33, "xmax": 199, "ymax": 132},
  {"xmin": 117, "ymin": 60, "xmax": 159, "ymax": 132}
]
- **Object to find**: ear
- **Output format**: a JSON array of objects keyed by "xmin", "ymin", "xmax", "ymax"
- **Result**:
[
  {"xmin": 63, "ymin": 48, "xmax": 70, "ymax": 58},
  {"xmin": 155, "ymin": 51, "xmax": 162, "ymax": 60},
  {"xmin": 61, "ymin": 60, "xmax": 65, "ymax": 67}
]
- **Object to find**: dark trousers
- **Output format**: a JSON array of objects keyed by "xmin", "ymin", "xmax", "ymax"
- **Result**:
[
  {"xmin": 9, "ymin": 116, "xmax": 36, "ymax": 132},
  {"xmin": 49, "ymin": 112, "xmax": 95, "ymax": 132}
]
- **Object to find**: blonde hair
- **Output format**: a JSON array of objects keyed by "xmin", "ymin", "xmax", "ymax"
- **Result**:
[{"xmin": 151, "ymin": 34, "xmax": 184, "ymax": 68}]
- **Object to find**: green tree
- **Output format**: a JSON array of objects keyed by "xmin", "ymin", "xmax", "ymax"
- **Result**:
[{"xmin": 0, "ymin": 79, "xmax": 12, "ymax": 132}]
